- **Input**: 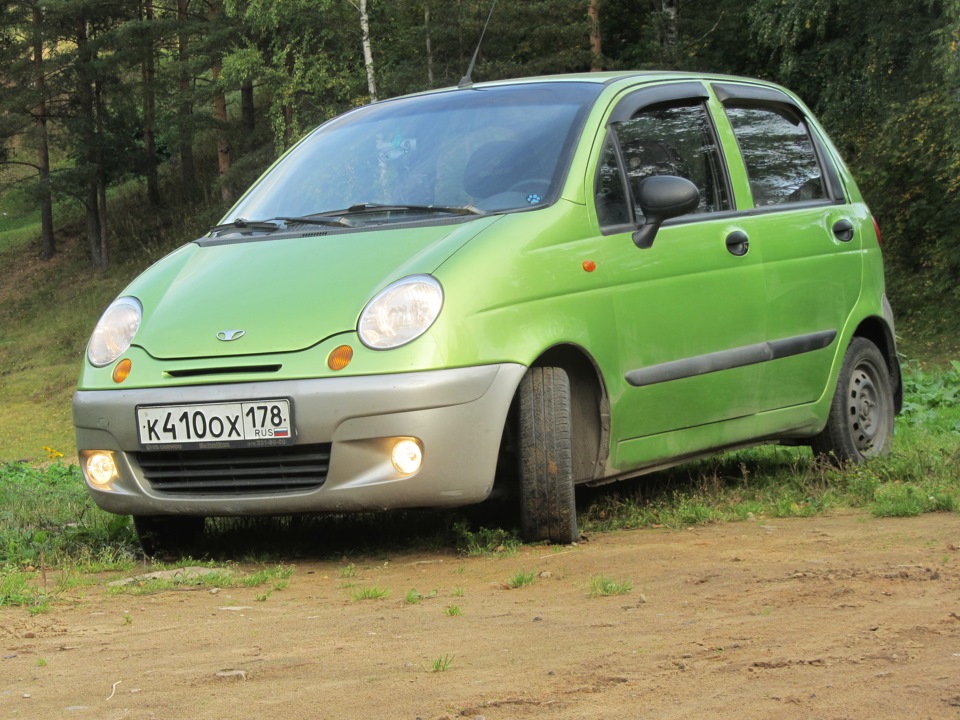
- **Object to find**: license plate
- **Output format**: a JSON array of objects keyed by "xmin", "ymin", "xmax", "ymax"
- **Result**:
[{"xmin": 137, "ymin": 399, "xmax": 294, "ymax": 448}]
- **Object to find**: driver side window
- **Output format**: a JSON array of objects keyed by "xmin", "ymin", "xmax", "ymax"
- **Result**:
[{"xmin": 595, "ymin": 102, "xmax": 730, "ymax": 228}]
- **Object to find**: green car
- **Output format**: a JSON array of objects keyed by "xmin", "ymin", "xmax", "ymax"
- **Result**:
[{"xmin": 73, "ymin": 71, "xmax": 901, "ymax": 551}]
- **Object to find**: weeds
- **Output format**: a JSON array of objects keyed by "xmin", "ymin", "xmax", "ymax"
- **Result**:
[
  {"xmin": 506, "ymin": 570, "xmax": 536, "ymax": 589},
  {"xmin": 107, "ymin": 564, "xmax": 292, "ymax": 596},
  {"xmin": 453, "ymin": 522, "xmax": 520, "ymax": 557},
  {"xmin": 430, "ymin": 654, "xmax": 454, "ymax": 672},
  {"xmin": 443, "ymin": 604, "xmax": 462, "ymax": 616},
  {"xmin": 351, "ymin": 585, "xmax": 389, "ymax": 601},
  {"xmin": 405, "ymin": 588, "xmax": 437, "ymax": 604},
  {"xmin": 590, "ymin": 575, "xmax": 633, "ymax": 597}
]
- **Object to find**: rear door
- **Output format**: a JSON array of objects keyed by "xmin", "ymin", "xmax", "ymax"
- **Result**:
[{"xmin": 710, "ymin": 82, "xmax": 864, "ymax": 409}]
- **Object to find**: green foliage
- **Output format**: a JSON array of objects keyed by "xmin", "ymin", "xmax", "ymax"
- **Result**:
[{"xmin": 899, "ymin": 361, "xmax": 960, "ymax": 430}]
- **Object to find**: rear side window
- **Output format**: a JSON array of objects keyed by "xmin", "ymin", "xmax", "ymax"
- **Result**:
[
  {"xmin": 595, "ymin": 102, "xmax": 730, "ymax": 228},
  {"xmin": 725, "ymin": 106, "xmax": 828, "ymax": 207}
]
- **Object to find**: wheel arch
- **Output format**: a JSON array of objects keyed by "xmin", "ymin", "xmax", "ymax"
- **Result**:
[
  {"xmin": 529, "ymin": 344, "xmax": 610, "ymax": 483},
  {"xmin": 852, "ymin": 315, "xmax": 902, "ymax": 414}
]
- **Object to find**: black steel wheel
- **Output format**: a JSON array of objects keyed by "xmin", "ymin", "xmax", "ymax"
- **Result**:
[
  {"xmin": 133, "ymin": 515, "xmax": 206, "ymax": 557},
  {"xmin": 812, "ymin": 337, "xmax": 894, "ymax": 464},
  {"xmin": 518, "ymin": 366, "xmax": 578, "ymax": 544}
]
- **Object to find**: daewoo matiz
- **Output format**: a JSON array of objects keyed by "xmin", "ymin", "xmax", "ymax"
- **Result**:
[{"xmin": 73, "ymin": 72, "xmax": 901, "ymax": 552}]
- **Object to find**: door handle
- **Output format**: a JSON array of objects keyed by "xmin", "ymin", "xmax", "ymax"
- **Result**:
[
  {"xmin": 833, "ymin": 219, "xmax": 854, "ymax": 242},
  {"xmin": 725, "ymin": 230, "xmax": 749, "ymax": 256}
]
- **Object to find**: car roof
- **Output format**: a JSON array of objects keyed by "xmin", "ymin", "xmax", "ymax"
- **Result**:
[{"xmin": 383, "ymin": 70, "xmax": 794, "ymax": 105}]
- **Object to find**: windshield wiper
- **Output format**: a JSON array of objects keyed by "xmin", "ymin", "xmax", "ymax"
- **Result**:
[
  {"xmin": 208, "ymin": 217, "xmax": 281, "ymax": 234},
  {"xmin": 271, "ymin": 215, "xmax": 352, "ymax": 228},
  {"xmin": 334, "ymin": 202, "xmax": 483, "ymax": 217}
]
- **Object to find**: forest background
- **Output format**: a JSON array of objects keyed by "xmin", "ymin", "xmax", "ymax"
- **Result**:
[{"xmin": 0, "ymin": 0, "xmax": 958, "ymax": 459}]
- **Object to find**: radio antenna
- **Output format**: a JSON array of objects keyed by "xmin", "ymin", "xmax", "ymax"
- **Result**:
[{"xmin": 458, "ymin": 0, "xmax": 497, "ymax": 88}]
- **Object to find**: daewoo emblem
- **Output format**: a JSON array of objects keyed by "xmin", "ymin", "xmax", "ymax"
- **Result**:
[{"xmin": 217, "ymin": 329, "xmax": 246, "ymax": 342}]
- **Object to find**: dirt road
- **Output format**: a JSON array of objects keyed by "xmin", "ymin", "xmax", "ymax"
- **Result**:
[{"xmin": 2, "ymin": 511, "xmax": 959, "ymax": 719}]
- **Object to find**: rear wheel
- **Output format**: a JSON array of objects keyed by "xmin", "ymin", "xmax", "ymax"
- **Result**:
[
  {"xmin": 133, "ymin": 515, "xmax": 206, "ymax": 557},
  {"xmin": 518, "ymin": 366, "xmax": 578, "ymax": 544},
  {"xmin": 812, "ymin": 337, "xmax": 894, "ymax": 464}
]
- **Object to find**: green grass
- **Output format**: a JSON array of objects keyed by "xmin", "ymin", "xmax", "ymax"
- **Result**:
[
  {"xmin": 0, "ymin": 461, "xmax": 138, "ymax": 568},
  {"xmin": 443, "ymin": 604, "xmax": 462, "ymax": 616},
  {"xmin": 505, "ymin": 570, "xmax": 536, "ymax": 589},
  {"xmin": 350, "ymin": 585, "xmax": 389, "ymax": 601},
  {"xmin": 453, "ymin": 523, "xmax": 521, "ymax": 557},
  {"xmin": 106, "ymin": 564, "xmax": 292, "ymax": 596},
  {"xmin": 589, "ymin": 575, "xmax": 633, "ymax": 597},
  {"xmin": 1, "ymin": 360, "xmax": 959, "ymax": 612},
  {"xmin": 0, "ymin": 176, "xmax": 228, "ymax": 463},
  {"xmin": 430, "ymin": 654, "xmax": 454, "ymax": 672}
]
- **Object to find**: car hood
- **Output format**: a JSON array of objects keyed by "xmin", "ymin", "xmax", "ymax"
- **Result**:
[{"xmin": 126, "ymin": 218, "xmax": 499, "ymax": 360}]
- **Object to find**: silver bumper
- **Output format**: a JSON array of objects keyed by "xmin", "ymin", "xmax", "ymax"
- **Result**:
[{"xmin": 73, "ymin": 363, "xmax": 526, "ymax": 516}]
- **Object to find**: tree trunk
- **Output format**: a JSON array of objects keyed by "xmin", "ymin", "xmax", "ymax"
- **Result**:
[
  {"xmin": 95, "ymin": 76, "xmax": 109, "ymax": 270},
  {"xmin": 212, "ymin": 64, "xmax": 232, "ymax": 203},
  {"xmin": 76, "ymin": 18, "xmax": 104, "ymax": 270},
  {"xmin": 142, "ymin": 0, "xmax": 160, "ymax": 205},
  {"xmin": 359, "ymin": 0, "xmax": 377, "ymax": 102},
  {"xmin": 661, "ymin": 0, "xmax": 678, "ymax": 53},
  {"xmin": 588, "ymin": 0, "xmax": 603, "ymax": 72},
  {"xmin": 178, "ymin": 0, "xmax": 198, "ymax": 200},
  {"xmin": 283, "ymin": 50, "xmax": 295, "ymax": 146},
  {"xmin": 209, "ymin": 0, "xmax": 232, "ymax": 203},
  {"xmin": 241, "ymin": 81, "xmax": 255, "ymax": 149},
  {"xmin": 32, "ymin": 6, "xmax": 54, "ymax": 259},
  {"xmin": 424, "ymin": 1, "xmax": 433, "ymax": 86}
]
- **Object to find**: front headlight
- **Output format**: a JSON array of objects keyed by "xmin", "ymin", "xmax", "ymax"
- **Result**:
[
  {"xmin": 87, "ymin": 297, "xmax": 143, "ymax": 367},
  {"xmin": 358, "ymin": 275, "xmax": 443, "ymax": 350}
]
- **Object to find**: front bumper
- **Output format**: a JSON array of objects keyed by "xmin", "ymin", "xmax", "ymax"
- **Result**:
[{"xmin": 73, "ymin": 363, "xmax": 526, "ymax": 516}]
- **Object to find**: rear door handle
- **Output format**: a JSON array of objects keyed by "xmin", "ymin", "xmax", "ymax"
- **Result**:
[
  {"xmin": 725, "ymin": 230, "xmax": 749, "ymax": 256},
  {"xmin": 833, "ymin": 219, "xmax": 854, "ymax": 242}
]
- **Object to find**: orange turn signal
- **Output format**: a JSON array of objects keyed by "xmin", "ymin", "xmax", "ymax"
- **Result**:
[
  {"xmin": 327, "ymin": 345, "xmax": 354, "ymax": 371},
  {"xmin": 112, "ymin": 358, "xmax": 132, "ymax": 384},
  {"xmin": 582, "ymin": 260, "xmax": 597, "ymax": 273}
]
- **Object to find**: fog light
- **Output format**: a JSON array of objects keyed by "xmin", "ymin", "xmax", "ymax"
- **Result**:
[
  {"xmin": 391, "ymin": 439, "xmax": 423, "ymax": 475},
  {"xmin": 85, "ymin": 451, "xmax": 118, "ymax": 487}
]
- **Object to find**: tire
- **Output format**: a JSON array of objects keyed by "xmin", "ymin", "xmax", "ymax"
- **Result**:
[
  {"xmin": 812, "ymin": 337, "xmax": 894, "ymax": 465},
  {"xmin": 518, "ymin": 366, "xmax": 578, "ymax": 544},
  {"xmin": 133, "ymin": 515, "xmax": 206, "ymax": 557}
]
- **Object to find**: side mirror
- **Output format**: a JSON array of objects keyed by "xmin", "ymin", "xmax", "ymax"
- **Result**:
[{"xmin": 632, "ymin": 175, "xmax": 700, "ymax": 250}]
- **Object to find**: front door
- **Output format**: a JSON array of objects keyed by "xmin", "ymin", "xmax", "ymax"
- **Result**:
[{"xmin": 592, "ymin": 85, "xmax": 768, "ymax": 452}]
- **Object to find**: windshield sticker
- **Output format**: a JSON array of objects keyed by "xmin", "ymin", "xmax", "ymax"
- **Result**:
[{"xmin": 378, "ymin": 134, "xmax": 416, "ymax": 162}]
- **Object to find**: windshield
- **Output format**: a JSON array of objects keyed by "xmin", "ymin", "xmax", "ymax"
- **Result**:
[{"xmin": 225, "ymin": 82, "xmax": 602, "ymax": 224}]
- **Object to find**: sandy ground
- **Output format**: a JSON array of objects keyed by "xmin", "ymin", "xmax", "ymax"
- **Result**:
[{"xmin": 2, "ymin": 511, "xmax": 959, "ymax": 720}]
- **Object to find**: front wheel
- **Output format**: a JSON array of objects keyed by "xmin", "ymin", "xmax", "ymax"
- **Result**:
[
  {"xmin": 812, "ymin": 337, "xmax": 894, "ymax": 464},
  {"xmin": 518, "ymin": 366, "xmax": 578, "ymax": 544}
]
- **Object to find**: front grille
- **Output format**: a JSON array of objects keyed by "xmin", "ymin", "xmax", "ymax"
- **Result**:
[{"xmin": 137, "ymin": 443, "xmax": 331, "ymax": 495}]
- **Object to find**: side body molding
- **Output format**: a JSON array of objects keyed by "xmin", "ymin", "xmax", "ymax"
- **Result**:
[{"xmin": 625, "ymin": 330, "xmax": 837, "ymax": 388}]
